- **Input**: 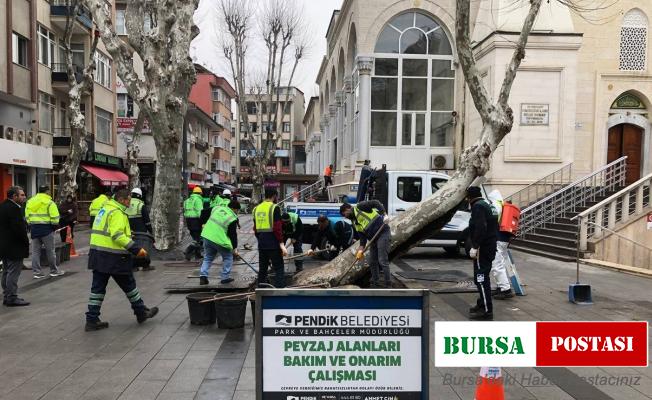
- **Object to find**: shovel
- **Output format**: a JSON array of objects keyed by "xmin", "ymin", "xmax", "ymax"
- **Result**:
[{"xmin": 569, "ymin": 221, "xmax": 592, "ymax": 304}]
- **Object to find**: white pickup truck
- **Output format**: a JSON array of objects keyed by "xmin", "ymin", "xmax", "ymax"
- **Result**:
[{"xmin": 284, "ymin": 170, "xmax": 490, "ymax": 256}]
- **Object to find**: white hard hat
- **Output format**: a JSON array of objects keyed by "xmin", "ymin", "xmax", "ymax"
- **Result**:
[
  {"xmin": 131, "ymin": 188, "xmax": 142, "ymax": 196},
  {"xmin": 223, "ymin": 189, "xmax": 232, "ymax": 195}
]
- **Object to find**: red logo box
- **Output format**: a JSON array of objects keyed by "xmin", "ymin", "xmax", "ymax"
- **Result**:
[{"xmin": 536, "ymin": 322, "xmax": 648, "ymax": 367}]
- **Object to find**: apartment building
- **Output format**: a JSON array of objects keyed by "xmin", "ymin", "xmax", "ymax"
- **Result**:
[
  {"xmin": 303, "ymin": 96, "xmax": 321, "ymax": 175},
  {"xmin": 188, "ymin": 66, "xmax": 236, "ymax": 185},
  {"xmin": 0, "ymin": 0, "xmax": 50, "ymax": 199},
  {"xmin": 0, "ymin": 0, "xmax": 123, "ymax": 202},
  {"xmin": 235, "ymin": 86, "xmax": 306, "ymax": 185}
]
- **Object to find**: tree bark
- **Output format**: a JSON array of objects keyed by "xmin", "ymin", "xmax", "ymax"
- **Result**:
[
  {"xmin": 58, "ymin": 1, "xmax": 99, "ymax": 203},
  {"xmin": 86, "ymin": 0, "xmax": 199, "ymax": 250},
  {"xmin": 294, "ymin": 0, "xmax": 544, "ymax": 287},
  {"xmin": 125, "ymin": 113, "xmax": 145, "ymax": 189}
]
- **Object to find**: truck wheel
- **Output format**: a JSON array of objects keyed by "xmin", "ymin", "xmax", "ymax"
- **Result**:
[{"xmin": 443, "ymin": 246, "xmax": 460, "ymax": 256}]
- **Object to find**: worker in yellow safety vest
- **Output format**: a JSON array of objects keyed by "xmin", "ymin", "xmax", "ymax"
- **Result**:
[
  {"xmin": 25, "ymin": 185, "xmax": 64, "ymax": 279},
  {"xmin": 339, "ymin": 200, "xmax": 390, "ymax": 288},
  {"xmin": 85, "ymin": 188, "xmax": 158, "ymax": 331},
  {"xmin": 252, "ymin": 188, "xmax": 287, "ymax": 288},
  {"xmin": 183, "ymin": 186, "xmax": 204, "ymax": 260},
  {"xmin": 89, "ymin": 188, "xmax": 112, "ymax": 228},
  {"xmin": 198, "ymin": 200, "xmax": 241, "ymax": 286}
]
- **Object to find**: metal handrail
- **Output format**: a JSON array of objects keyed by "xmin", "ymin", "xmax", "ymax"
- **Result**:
[
  {"xmin": 277, "ymin": 179, "xmax": 324, "ymax": 209},
  {"xmin": 518, "ymin": 156, "xmax": 628, "ymax": 237},
  {"xmin": 505, "ymin": 162, "xmax": 573, "ymax": 208},
  {"xmin": 572, "ymin": 172, "xmax": 652, "ymax": 250},
  {"xmin": 580, "ymin": 221, "xmax": 652, "ymax": 270}
]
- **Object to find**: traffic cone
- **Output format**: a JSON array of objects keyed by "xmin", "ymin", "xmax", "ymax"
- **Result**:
[
  {"xmin": 475, "ymin": 367, "xmax": 504, "ymax": 400},
  {"xmin": 66, "ymin": 226, "xmax": 78, "ymax": 258}
]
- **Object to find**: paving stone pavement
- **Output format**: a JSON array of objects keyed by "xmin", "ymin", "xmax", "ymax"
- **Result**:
[{"xmin": 0, "ymin": 216, "xmax": 651, "ymax": 399}]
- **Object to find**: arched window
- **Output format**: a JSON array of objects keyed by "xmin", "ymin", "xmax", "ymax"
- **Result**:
[
  {"xmin": 620, "ymin": 9, "xmax": 648, "ymax": 71},
  {"xmin": 372, "ymin": 12, "xmax": 454, "ymax": 148}
]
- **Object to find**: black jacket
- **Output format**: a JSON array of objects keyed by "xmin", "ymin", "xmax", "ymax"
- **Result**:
[
  {"xmin": 129, "ymin": 203, "xmax": 152, "ymax": 235},
  {"xmin": 0, "ymin": 199, "xmax": 30, "ymax": 260},
  {"xmin": 311, "ymin": 220, "xmax": 354, "ymax": 251},
  {"xmin": 282, "ymin": 216, "xmax": 304, "ymax": 242},
  {"xmin": 468, "ymin": 198, "xmax": 498, "ymax": 249}
]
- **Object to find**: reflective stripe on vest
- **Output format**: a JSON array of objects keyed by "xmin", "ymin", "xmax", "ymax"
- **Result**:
[
  {"xmin": 89, "ymin": 194, "xmax": 108, "ymax": 217},
  {"xmin": 90, "ymin": 201, "xmax": 133, "ymax": 254},
  {"xmin": 125, "ymin": 198, "xmax": 144, "ymax": 219},
  {"xmin": 183, "ymin": 194, "xmax": 202, "ymax": 218},
  {"xmin": 254, "ymin": 201, "xmax": 276, "ymax": 232},
  {"xmin": 25, "ymin": 194, "xmax": 59, "ymax": 225},
  {"xmin": 201, "ymin": 206, "xmax": 237, "ymax": 250},
  {"xmin": 352, "ymin": 207, "xmax": 380, "ymax": 234}
]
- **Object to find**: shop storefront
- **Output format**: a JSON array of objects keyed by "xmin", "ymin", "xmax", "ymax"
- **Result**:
[{"xmin": 0, "ymin": 139, "xmax": 53, "ymax": 201}]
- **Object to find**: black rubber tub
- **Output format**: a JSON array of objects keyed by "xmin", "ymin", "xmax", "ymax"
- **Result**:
[
  {"xmin": 186, "ymin": 292, "xmax": 217, "ymax": 325},
  {"xmin": 215, "ymin": 298, "xmax": 248, "ymax": 329}
]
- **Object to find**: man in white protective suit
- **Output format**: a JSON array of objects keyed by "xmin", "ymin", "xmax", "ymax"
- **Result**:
[{"xmin": 487, "ymin": 190, "xmax": 514, "ymax": 300}]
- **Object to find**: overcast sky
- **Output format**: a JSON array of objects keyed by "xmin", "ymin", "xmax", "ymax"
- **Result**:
[{"xmin": 191, "ymin": 0, "xmax": 342, "ymax": 105}]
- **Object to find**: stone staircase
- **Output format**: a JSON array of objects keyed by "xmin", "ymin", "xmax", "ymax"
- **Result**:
[
  {"xmin": 509, "ymin": 157, "xmax": 629, "ymax": 262},
  {"xmin": 511, "ymin": 193, "xmax": 621, "ymax": 261}
]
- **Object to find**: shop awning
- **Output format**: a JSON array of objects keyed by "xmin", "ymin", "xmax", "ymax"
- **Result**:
[{"xmin": 81, "ymin": 164, "xmax": 128, "ymax": 186}]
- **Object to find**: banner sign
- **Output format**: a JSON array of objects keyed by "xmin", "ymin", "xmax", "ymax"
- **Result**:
[
  {"xmin": 117, "ymin": 117, "xmax": 151, "ymax": 134},
  {"xmin": 256, "ymin": 289, "xmax": 429, "ymax": 400},
  {"xmin": 434, "ymin": 321, "xmax": 648, "ymax": 367}
]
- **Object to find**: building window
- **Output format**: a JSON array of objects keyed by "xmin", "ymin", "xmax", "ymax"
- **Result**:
[
  {"xmin": 620, "ymin": 9, "xmax": 648, "ymax": 71},
  {"xmin": 94, "ymin": 51, "xmax": 112, "ymax": 87},
  {"xmin": 60, "ymin": 42, "xmax": 85, "ymax": 69},
  {"xmin": 282, "ymin": 122, "xmax": 291, "ymax": 133},
  {"xmin": 39, "ymin": 92, "xmax": 55, "ymax": 133},
  {"xmin": 282, "ymin": 140, "xmax": 290, "ymax": 150},
  {"xmin": 117, "ymin": 93, "xmax": 133, "ymax": 117},
  {"xmin": 116, "ymin": 9, "xmax": 127, "ymax": 35},
  {"xmin": 12, "ymin": 33, "xmax": 29, "ymax": 67},
  {"xmin": 38, "ymin": 26, "xmax": 56, "ymax": 68},
  {"xmin": 372, "ymin": 12, "xmax": 455, "ymax": 148},
  {"xmin": 281, "ymin": 157, "xmax": 290, "ymax": 167},
  {"xmin": 96, "ymin": 107, "xmax": 113, "ymax": 144},
  {"xmin": 246, "ymin": 102, "xmax": 257, "ymax": 114}
]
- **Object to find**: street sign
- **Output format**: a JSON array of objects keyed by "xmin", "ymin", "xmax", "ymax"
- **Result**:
[{"xmin": 256, "ymin": 289, "xmax": 429, "ymax": 400}]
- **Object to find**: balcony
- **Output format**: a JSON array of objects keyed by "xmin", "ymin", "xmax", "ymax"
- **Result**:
[
  {"xmin": 50, "ymin": 0, "xmax": 93, "ymax": 34},
  {"xmin": 194, "ymin": 141, "xmax": 209, "ymax": 152},
  {"xmin": 51, "ymin": 63, "xmax": 83, "ymax": 91},
  {"xmin": 52, "ymin": 129, "xmax": 95, "ymax": 153}
]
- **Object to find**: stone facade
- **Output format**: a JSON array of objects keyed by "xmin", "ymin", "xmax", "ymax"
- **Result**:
[{"xmin": 308, "ymin": 0, "xmax": 652, "ymax": 197}]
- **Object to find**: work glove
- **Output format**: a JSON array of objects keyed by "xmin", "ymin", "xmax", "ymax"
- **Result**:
[
  {"xmin": 280, "ymin": 244, "xmax": 288, "ymax": 257},
  {"xmin": 307, "ymin": 249, "xmax": 315, "ymax": 256},
  {"xmin": 233, "ymin": 249, "xmax": 240, "ymax": 259},
  {"xmin": 383, "ymin": 215, "xmax": 389, "ymax": 223},
  {"xmin": 330, "ymin": 245, "xmax": 337, "ymax": 251},
  {"xmin": 469, "ymin": 248, "xmax": 478, "ymax": 259},
  {"xmin": 356, "ymin": 250, "xmax": 365, "ymax": 261},
  {"xmin": 136, "ymin": 248, "xmax": 148, "ymax": 258}
]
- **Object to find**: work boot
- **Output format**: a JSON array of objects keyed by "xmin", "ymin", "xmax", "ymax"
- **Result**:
[
  {"xmin": 199, "ymin": 276, "xmax": 209, "ymax": 285},
  {"xmin": 85, "ymin": 320, "xmax": 109, "ymax": 331},
  {"xmin": 494, "ymin": 289, "xmax": 514, "ymax": 300},
  {"xmin": 220, "ymin": 278, "xmax": 234, "ymax": 285},
  {"xmin": 141, "ymin": 265, "xmax": 156, "ymax": 271},
  {"xmin": 469, "ymin": 311, "xmax": 493, "ymax": 321},
  {"xmin": 137, "ymin": 307, "xmax": 159, "ymax": 324},
  {"xmin": 469, "ymin": 304, "xmax": 482, "ymax": 314},
  {"xmin": 4, "ymin": 298, "xmax": 30, "ymax": 307}
]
